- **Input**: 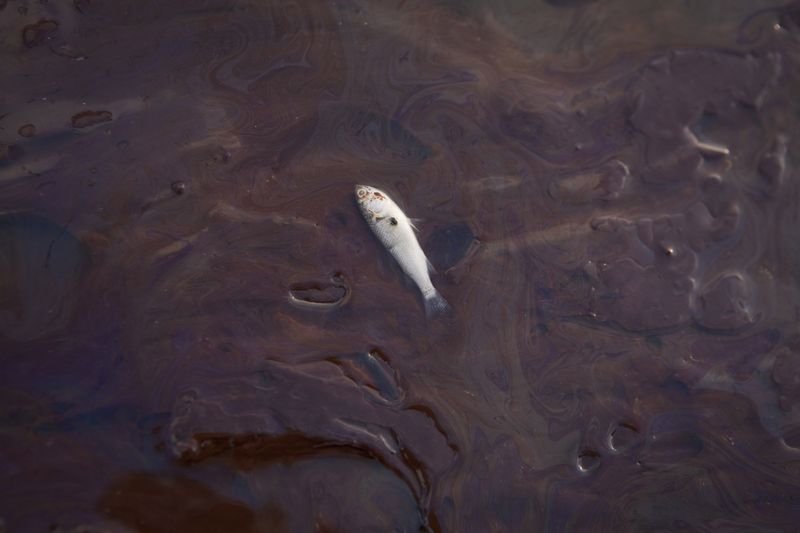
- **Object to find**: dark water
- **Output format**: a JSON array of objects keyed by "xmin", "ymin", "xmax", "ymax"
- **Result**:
[{"xmin": 1, "ymin": 0, "xmax": 800, "ymax": 531}]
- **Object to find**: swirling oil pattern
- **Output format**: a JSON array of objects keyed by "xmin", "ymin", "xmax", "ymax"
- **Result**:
[{"xmin": 1, "ymin": 0, "xmax": 800, "ymax": 531}]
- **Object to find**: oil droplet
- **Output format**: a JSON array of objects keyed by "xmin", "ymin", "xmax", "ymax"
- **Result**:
[{"xmin": 17, "ymin": 124, "xmax": 36, "ymax": 137}]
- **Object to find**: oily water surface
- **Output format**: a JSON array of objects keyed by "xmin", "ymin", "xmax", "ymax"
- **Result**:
[{"xmin": 1, "ymin": 0, "xmax": 800, "ymax": 531}]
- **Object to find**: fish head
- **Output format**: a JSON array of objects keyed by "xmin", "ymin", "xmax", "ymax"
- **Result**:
[{"xmin": 355, "ymin": 184, "xmax": 391, "ymax": 219}]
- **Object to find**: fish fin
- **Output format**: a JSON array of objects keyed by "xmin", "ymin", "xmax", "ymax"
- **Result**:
[
  {"xmin": 409, "ymin": 218, "xmax": 423, "ymax": 231},
  {"xmin": 424, "ymin": 290, "xmax": 450, "ymax": 318},
  {"xmin": 426, "ymin": 257, "xmax": 436, "ymax": 273}
]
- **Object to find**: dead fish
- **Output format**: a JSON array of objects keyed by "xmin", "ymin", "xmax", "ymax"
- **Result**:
[{"xmin": 355, "ymin": 184, "xmax": 449, "ymax": 316}]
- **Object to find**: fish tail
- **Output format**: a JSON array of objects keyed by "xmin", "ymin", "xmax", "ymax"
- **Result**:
[{"xmin": 424, "ymin": 290, "xmax": 450, "ymax": 317}]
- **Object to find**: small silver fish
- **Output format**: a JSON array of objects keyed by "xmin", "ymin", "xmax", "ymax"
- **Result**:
[{"xmin": 355, "ymin": 184, "xmax": 449, "ymax": 316}]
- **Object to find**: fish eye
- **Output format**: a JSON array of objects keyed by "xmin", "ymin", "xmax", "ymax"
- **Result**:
[
  {"xmin": 389, "ymin": 217, "xmax": 398, "ymax": 226},
  {"xmin": 357, "ymin": 188, "xmax": 367, "ymax": 198}
]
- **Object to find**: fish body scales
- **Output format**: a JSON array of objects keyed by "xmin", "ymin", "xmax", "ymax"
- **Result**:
[{"xmin": 355, "ymin": 184, "xmax": 449, "ymax": 316}]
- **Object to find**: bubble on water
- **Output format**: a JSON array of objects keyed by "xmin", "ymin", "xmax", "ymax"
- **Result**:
[
  {"xmin": 288, "ymin": 274, "xmax": 349, "ymax": 309},
  {"xmin": 576, "ymin": 449, "xmax": 601, "ymax": 473},
  {"xmin": 608, "ymin": 422, "xmax": 640, "ymax": 453}
]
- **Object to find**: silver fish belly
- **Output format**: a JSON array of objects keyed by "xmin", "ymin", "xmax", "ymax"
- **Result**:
[{"xmin": 355, "ymin": 184, "xmax": 449, "ymax": 316}]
